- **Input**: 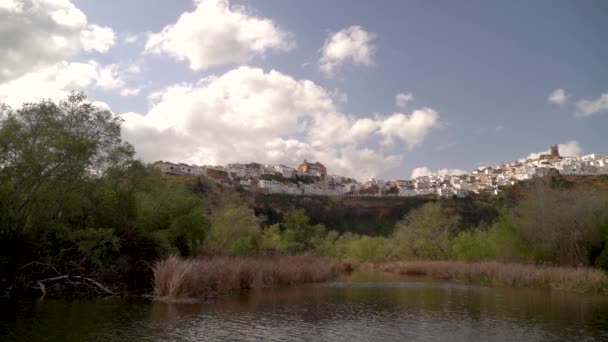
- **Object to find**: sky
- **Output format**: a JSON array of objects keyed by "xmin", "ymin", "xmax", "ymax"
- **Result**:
[{"xmin": 1, "ymin": 0, "xmax": 607, "ymax": 180}]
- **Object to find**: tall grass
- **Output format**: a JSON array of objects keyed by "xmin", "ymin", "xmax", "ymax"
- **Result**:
[
  {"xmin": 356, "ymin": 261, "xmax": 608, "ymax": 294},
  {"xmin": 153, "ymin": 255, "xmax": 337, "ymax": 301}
]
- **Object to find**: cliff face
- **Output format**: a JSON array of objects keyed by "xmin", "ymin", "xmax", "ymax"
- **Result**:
[
  {"xmin": 195, "ymin": 175, "xmax": 608, "ymax": 237},
  {"xmin": 252, "ymin": 195, "xmax": 431, "ymax": 236},
  {"xmin": 251, "ymin": 194, "xmax": 503, "ymax": 236}
]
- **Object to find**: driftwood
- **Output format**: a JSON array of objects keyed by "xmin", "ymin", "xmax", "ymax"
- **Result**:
[
  {"xmin": 31, "ymin": 275, "xmax": 115, "ymax": 298},
  {"xmin": 82, "ymin": 277, "xmax": 114, "ymax": 295},
  {"xmin": 18, "ymin": 262, "xmax": 115, "ymax": 298},
  {"xmin": 35, "ymin": 275, "xmax": 70, "ymax": 298}
]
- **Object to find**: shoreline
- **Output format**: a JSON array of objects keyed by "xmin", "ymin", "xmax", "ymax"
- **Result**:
[
  {"xmin": 152, "ymin": 255, "xmax": 339, "ymax": 302},
  {"xmin": 346, "ymin": 260, "xmax": 608, "ymax": 295},
  {"xmin": 152, "ymin": 256, "xmax": 608, "ymax": 302},
  {"xmin": 8, "ymin": 257, "xmax": 607, "ymax": 301}
]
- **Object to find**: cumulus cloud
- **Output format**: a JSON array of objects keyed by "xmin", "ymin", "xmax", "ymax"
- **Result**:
[
  {"xmin": 120, "ymin": 88, "xmax": 141, "ymax": 97},
  {"xmin": 548, "ymin": 88, "xmax": 568, "ymax": 105},
  {"xmin": 396, "ymin": 92, "xmax": 414, "ymax": 108},
  {"xmin": 319, "ymin": 25, "xmax": 375, "ymax": 76},
  {"xmin": 523, "ymin": 140, "xmax": 583, "ymax": 160},
  {"xmin": 0, "ymin": 61, "xmax": 136, "ymax": 107},
  {"xmin": 576, "ymin": 93, "xmax": 608, "ymax": 118},
  {"xmin": 0, "ymin": 0, "xmax": 115, "ymax": 83},
  {"xmin": 80, "ymin": 24, "xmax": 115, "ymax": 53},
  {"xmin": 122, "ymin": 33, "xmax": 141, "ymax": 45},
  {"xmin": 410, "ymin": 167, "xmax": 467, "ymax": 179},
  {"xmin": 410, "ymin": 167, "xmax": 433, "ymax": 178},
  {"xmin": 120, "ymin": 67, "xmax": 439, "ymax": 179},
  {"xmin": 145, "ymin": 0, "xmax": 293, "ymax": 71},
  {"xmin": 378, "ymin": 108, "xmax": 439, "ymax": 148}
]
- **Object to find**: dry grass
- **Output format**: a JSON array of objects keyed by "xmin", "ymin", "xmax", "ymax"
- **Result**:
[
  {"xmin": 355, "ymin": 261, "xmax": 608, "ymax": 294},
  {"xmin": 153, "ymin": 255, "xmax": 338, "ymax": 301}
]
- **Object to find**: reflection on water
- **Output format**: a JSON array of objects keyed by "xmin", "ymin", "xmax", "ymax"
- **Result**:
[{"xmin": 2, "ymin": 274, "xmax": 608, "ymax": 341}]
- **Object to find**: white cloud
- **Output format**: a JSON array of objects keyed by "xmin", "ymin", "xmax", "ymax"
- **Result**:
[
  {"xmin": 122, "ymin": 33, "xmax": 140, "ymax": 45},
  {"xmin": 0, "ymin": 0, "xmax": 23, "ymax": 12},
  {"xmin": 319, "ymin": 25, "xmax": 375, "ymax": 76},
  {"xmin": 96, "ymin": 64, "xmax": 125, "ymax": 90},
  {"xmin": 576, "ymin": 93, "xmax": 608, "ymax": 118},
  {"xmin": 548, "ymin": 88, "xmax": 568, "ymax": 105},
  {"xmin": 396, "ymin": 92, "xmax": 414, "ymax": 108},
  {"xmin": 0, "ymin": 61, "xmax": 132, "ymax": 107},
  {"xmin": 120, "ymin": 88, "xmax": 141, "ymax": 97},
  {"xmin": 145, "ymin": 0, "xmax": 293, "ymax": 71},
  {"xmin": 0, "ymin": 0, "xmax": 115, "ymax": 83},
  {"xmin": 523, "ymin": 140, "xmax": 583, "ymax": 160},
  {"xmin": 437, "ymin": 168, "xmax": 467, "ymax": 176},
  {"xmin": 307, "ymin": 109, "xmax": 440, "ymax": 149},
  {"xmin": 378, "ymin": 108, "xmax": 439, "ymax": 148},
  {"xmin": 80, "ymin": 24, "xmax": 115, "ymax": 53},
  {"xmin": 410, "ymin": 167, "xmax": 433, "ymax": 178},
  {"xmin": 410, "ymin": 167, "xmax": 466, "ymax": 179},
  {"xmin": 120, "ymin": 67, "xmax": 437, "ymax": 179},
  {"xmin": 90, "ymin": 100, "xmax": 112, "ymax": 112},
  {"xmin": 126, "ymin": 64, "xmax": 142, "ymax": 74}
]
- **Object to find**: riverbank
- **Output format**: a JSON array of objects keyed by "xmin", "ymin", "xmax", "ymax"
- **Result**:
[
  {"xmin": 153, "ymin": 256, "xmax": 608, "ymax": 302},
  {"xmin": 153, "ymin": 255, "xmax": 338, "ymax": 301},
  {"xmin": 351, "ymin": 260, "xmax": 608, "ymax": 294}
]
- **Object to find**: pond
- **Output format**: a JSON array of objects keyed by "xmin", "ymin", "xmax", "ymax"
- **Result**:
[{"xmin": 2, "ymin": 273, "xmax": 608, "ymax": 341}]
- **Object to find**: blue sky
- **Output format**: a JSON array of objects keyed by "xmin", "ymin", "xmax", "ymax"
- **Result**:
[{"xmin": 2, "ymin": 0, "xmax": 607, "ymax": 179}]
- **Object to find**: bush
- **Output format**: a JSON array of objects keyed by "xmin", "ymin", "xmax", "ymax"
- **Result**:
[{"xmin": 392, "ymin": 202, "xmax": 460, "ymax": 259}]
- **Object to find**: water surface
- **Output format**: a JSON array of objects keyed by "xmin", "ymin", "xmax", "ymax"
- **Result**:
[{"xmin": 2, "ymin": 274, "xmax": 608, "ymax": 341}]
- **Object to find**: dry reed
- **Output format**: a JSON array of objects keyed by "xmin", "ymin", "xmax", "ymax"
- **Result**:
[
  {"xmin": 356, "ymin": 261, "xmax": 608, "ymax": 294},
  {"xmin": 153, "ymin": 255, "xmax": 337, "ymax": 301}
]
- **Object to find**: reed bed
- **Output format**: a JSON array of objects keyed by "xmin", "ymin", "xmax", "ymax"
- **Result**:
[
  {"xmin": 356, "ymin": 260, "xmax": 608, "ymax": 294},
  {"xmin": 153, "ymin": 255, "xmax": 337, "ymax": 301}
]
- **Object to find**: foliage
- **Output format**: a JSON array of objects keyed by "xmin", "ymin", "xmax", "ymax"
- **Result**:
[
  {"xmin": 258, "ymin": 209, "xmax": 328, "ymax": 255},
  {"xmin": 509, "ymin": 179, "xmax": 608, "ymax": 265},
  {"xmin": 332, "ymin": 233, "xmax": 394, "ymax": 261},
  {"xmin": 452, "ymin": 210, "xmax": 526, "ymax": 262},
  {"xmin": 0, "ymin": 94, "xmax": 209, "ymax": 295},
  {"xmin": 392, "ymin": 202, "xmax": 460, "ymax": 259},
  {"xmin": 206, "ymin": 204, "xmax": 260, "ymax": 255},
  {"xmin": 3, "ymin": 94, "xmax": 608, "ymax": 297}
]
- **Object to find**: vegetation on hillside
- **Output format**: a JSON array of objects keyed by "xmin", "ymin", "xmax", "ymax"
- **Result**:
[{"xmin": 2, "ymin": 94, "xmax": 608, "ymax": 298}]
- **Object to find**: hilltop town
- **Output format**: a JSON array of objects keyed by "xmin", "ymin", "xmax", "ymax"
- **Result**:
[{"xmin": 153, "ymin": 145, "xmax": 608, "ymax": 198}]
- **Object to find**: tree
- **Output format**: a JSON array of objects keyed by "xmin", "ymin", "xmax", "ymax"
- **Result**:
[
  {"xmin": 0, "ymin": 94, "xmax": 141, "ymax": 293},
  {"xmin": 206, "ymin": 204, "xmax": 260, "ymax": 255},
  {"xmin": 392, "ymin": 202, "xmax": 460, "ymax": 259},
  {"xmin": 510, "ymin": 179, "xmax": 608, "ymax": 265},
  {"xmin": 0, "ymin": 94, "xmax": 215, "ymax": 293},
  {"xmin": 0, "ymin": 93, "xmax": 134, "ymax": 232}
]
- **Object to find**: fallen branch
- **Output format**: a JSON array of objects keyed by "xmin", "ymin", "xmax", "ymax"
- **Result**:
[
  {"xmin": 32, "ymin": 275, "xmax": 69, "ymax": 298},
  {"xmin": 19, "ymin": 261, "xmax": 62, "ymax": 276},
  {"xmin": 28, "ymin": 275, "xmax": 114, "ymax": 297},
  {"xmin": 83, "ymin": 277, "xmax": 114, "ymax": 295},
  {"xmin": 38, "ymin": 275, "xmax": 70, "ymax": 283},
  {"xmin": 36, "ymin": 280, "xmax": 46, "ymax": 298}
]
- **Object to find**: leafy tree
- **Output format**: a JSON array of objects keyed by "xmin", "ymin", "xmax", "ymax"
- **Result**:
[
  {"xmin": 206, "ymin": 204, "xmax": 260, "ymax": 255},
  {"xmin": 510, "ymin": 179, "xmax": 608, "ymax": 265},
  {"xmin": 452, "ymin": 210, "xmax": 525, "ymax": 262},
  {"xmin": 280, "ymin": 209, "xmax": 327, "ymax": 253},
  {"xmin": 0, "ymin": 94, "xmax": 211, "ymax": 294},
  {"xmin": 259, "ymin": 224, "xmax": 289, "ymax": 254},
  {"xmin": 0, "ymin": 93, "xmax": 134, "ymax": 232},
  {"xmin": 392, "ymin": 202, "xmax": 460, "ymax": 259}
]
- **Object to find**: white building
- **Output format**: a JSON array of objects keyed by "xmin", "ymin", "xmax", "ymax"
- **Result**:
[
  {"xmin": 273, "ymin": 165, "xmax": 296, "ymax": 178},
  {"xmin": 153, "ymin": 162, "xmax": 202, "ymax": 176}
]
